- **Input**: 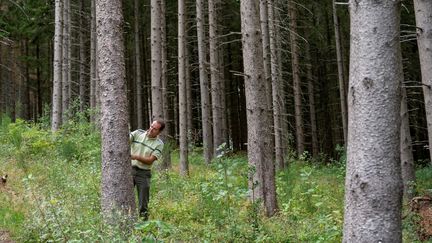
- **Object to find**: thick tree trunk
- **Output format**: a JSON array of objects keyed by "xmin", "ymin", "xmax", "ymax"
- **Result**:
[
  {"xmin": 96, "ymin": 0, "xmax": 135, "ymax": 218},
  {"xmin": 288, "ymin": 1, "xmax": 304, "ymax": 155},
  {"xmin": 196, "ymin": 0, "xmax": 213, "ymax": 164},
  {"xmin": 178, "ymin": 0, "xmax": 189, "ymax": 176},
  {"xmin": 414, "ymin": 0, "xmax": 432, "ymax": 164},
  {"xmin": 343, "ymin": 1, "xmax": 403, "ymax": 242},
  {"xmin": 240, "ymin": 0, "xmax": 277, "ymax": 217},
  {"xmin": 332, "ymin": 0, "xmax": 348, "ymax": 147},
  {"xmin": 52, "ymin": 0, "xmax": 63, "ymax": 131}
]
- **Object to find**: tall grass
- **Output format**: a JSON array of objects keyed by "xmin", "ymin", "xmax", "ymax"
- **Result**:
[{"xmin": 0, "ymin": 115, "xmax": 429, "ymax": 242}]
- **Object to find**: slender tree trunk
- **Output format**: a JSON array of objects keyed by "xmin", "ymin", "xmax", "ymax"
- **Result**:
[
  {"xmin": 268, "ymin": 0, "xmax": 284, "ymax": 168},
  {"xmin": 414, "ymin": 0, "xmax": 432, "ymax": 164},
  {"xmin": 52, "ymin": 0, "xmax": 63, "ymax": 131},
  {"xmin": 288, "ymin": 1, "xmax": 304, "ymax": 155},
  {"xmin": 196, "ymin": 0, "xmax": 213, "ymax": 164},
  {"xmin": 343, "ymin": 1, "xmax": 403, "ymax": 242},
  {"xmin": 141, "ymin": 19, "xmax": 150, "ymax": 128},
  {"xmin": 90, "ymin": 0, "xmax": 97, "ymax": 120},
  {"xmin": 17, "ymin": 41, "xmax": 29, "ymax": 120},
  {"xmin": 332, "ymin": 0, "xmax": 348, "ymax": 148},
  {"xmin": 178, "ymin": 0, "xmax": 189, "ymax": 176},
  {"xmin": 151, "ymin": 0, "xmax": 164, "ymax": 121},
  {"xmin": 134, "ymin": 0, "xmax": 143, "ymax": 128},
  {"xmin": 240, "ymin": 0, "xmax": 277, "ymax": 217},
  {"xmin": 306, "ymin": 43, "xmax": 319, "ymax": 158},
  {"xmin": 79, "ymin": 0, "xmax": 86, "ymax": 113},
  {"xmin": 96, "ymin": 0, "xmax": 135, "ymax": 218},
  {"xmin": 36, "ymin": 40, "xmax": 42, "ymax": 118},
  {"xmin": 209, "ymin": 0, "xmax": 223, "ymax": 155},
  {"xmin": 186, "ymin": 43, "xmax": 193, "ymax": 139},
  {"xmin": 160, "ymin": 0, "xmax": 172, "ymax": 170},
  {"xmin": 401, "ymin": 85, "xmax": 415, "ymax": 200},
  {"xmin": 62, "ymin": 0, "xmax": 70, "ymax": 121}
]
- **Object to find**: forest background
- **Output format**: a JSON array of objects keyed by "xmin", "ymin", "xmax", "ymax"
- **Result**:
[{"xmin": 1, "ymin": 0, "xmax": 432, "ymax": 242}]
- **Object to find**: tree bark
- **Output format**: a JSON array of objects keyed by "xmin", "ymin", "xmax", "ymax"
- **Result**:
[
  {"xmin": 414, "ymin": 0, "xmax": 432, "ymax": 164},
  {"xmin": 160, "ymin": 0, "xmax": 172, "ymax": 170},
  {"xmin": 306, "ymin": 43, "xmax": 319, "ymax": 158},
  {"xmin": 151, "ymin": 0, "xmax": 164, "ymax": 121},
  {"xmin": 209, "ymin": 0, "xmax": 223, "ymax": 155},
  {"xmin": 240, "ymin": 0, "xmax": 277, "ymax": 217},
  {"xmin": 401, "ymin": 85, "xmax": 415, "ymax": 200},
  {"xmin": 288, "ymin": 1, "xmax": 304, "ymax": 155},
  {"xmin": 96, "ymin": 0, "xmax": 135, "ymax": 218},
  {"xmin": 62, "ymin": 0, "xmax": 70, "ymax": 122},
  {"xmin": 178, "ymin": 0, "xmax": 189, "ymax": 176},
  {"xmin": 332, "ymin": 0, "xmax": 348, "ymax": 148},
  {"xmin": 196, "ymin": 0, "xmax": 213, "ymax": 164},
  {"xmin": 268, "ymin": 0, "xmax": 284, "ymax": 168},
  {"xmin": 52, "ymin": 0, "xmax": 63, "ymax": 131},
  {"xmin": 343, "ymin": 1, "xmax": 403, "ymax": 242},
  {"xmin": 134, "ymin": 0, "xmax": 143, "ymax": 128},
  {"xmin": 79, "ymin": 0, "xmax": 87, "ymax": 113},
  {"xmin": 90, "ymin": 0, "xmax": 97, "ymax": 122}
]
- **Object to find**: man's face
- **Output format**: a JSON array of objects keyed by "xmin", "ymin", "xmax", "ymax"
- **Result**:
[{"xmin": 148, "ymin": 121, "xmax": 162, "ymax": 138}]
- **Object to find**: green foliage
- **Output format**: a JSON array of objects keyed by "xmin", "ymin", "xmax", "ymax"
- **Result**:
[
  {"xmin": 415, "ymin": 165, "xmax": 432, "ymax": 196},
  {"xmin": 0, "ymin": 117, "xmax": 428, "ymax": 242}
]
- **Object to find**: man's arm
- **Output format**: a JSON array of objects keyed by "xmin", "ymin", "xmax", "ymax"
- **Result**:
[{"xmin": 131, "ymin": 154, "xmax": 157, "ymax": 165}]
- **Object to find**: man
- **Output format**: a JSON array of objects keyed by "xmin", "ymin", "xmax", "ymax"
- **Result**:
[{"xmin": 130, "ymin": 120, "xmax": 165, "ymax": 220}]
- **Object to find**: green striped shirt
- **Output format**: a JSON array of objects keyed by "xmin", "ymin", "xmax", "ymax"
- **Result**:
[{"xmin": 130, "ymin": 129, "xmax": 164, "ymax": 170}]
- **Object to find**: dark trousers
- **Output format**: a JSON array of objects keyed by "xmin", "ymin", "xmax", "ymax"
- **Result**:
[{"xmin": 132, "ymin": 166, "xmax": 152, "ymax": 220}]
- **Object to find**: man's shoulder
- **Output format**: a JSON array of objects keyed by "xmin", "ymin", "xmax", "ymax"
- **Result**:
[{"xmin": 132, "ymin": 129, "xmax": 146, "ymax": 135}]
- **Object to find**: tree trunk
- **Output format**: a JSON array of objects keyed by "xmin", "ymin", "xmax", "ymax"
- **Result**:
[
  {"xmin": 160, "ymin": 0, "xmax": 172, "ymax": 170},
  {"xmin": 240, "ymin": 0, "xmax": 277, "ymax": 217},
  {"xmin": 52, "ymin": 0, "xmax": 63, "ymax": 131},
  {"xmin": 209, "ymin": 0, "xmax": 223, "ymax": 155},
  {"xmin": 288, "ymin": 1, "xmax": 304, "ymax": 155},
  {"xmin": 343, "ymin": 1, "xmax": 403, "ymax": 242},
  {"xmin": 178, "ymin": 0, "xmax": 189, "ymax": 176},
  {"xmin": 306, "ymin": 43, "xmax": 319, "ymax": 158},
  {"xmin": 90, "ymin": 0, "xmax": 97, "ymax": 121},
  {"xmin": 62, "ymin": 0, "xmax": 70, "ymax": 122},
  {"xmin": 151, "ymin": 0, "xmax": 164, "ymax": 121},
  {"xmin": 96, "ymin": 0, "xmax": 135, "ymax": 218},
  {"xmin": 401, "ymin": 85, "xmax": 415, "ymax": 200},
  {"xmin": 332, "ymin": 0, "xmax": 348, "ymax": 148},
  {"xmin": 79, "ymin": 0, "xmax": 86, "ymax": 113},
  {"xmin": 414, "ymin": 0, "xmax": 432, "ymax": 164},
  {"xmin": 197, "ymin": 0, "xmax": 213, "ymax": 164},
  {"xmin": 134, "ymin": 0, "xmax": 143, "ymax": 128},
  {"xmin": 268, "ymin": 0, "xmax": 284, "ymax": 168}
]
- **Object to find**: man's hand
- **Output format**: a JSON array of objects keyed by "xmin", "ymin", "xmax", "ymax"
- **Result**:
[{"xmin": 131, "ymin": 154, "xmax": 157, "ymax": 165}]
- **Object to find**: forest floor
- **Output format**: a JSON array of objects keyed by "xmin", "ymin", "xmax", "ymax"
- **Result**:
[
  {"xmin": 410, "ymin": 195, "xmax": 432, "ymax": 241},
  {"xmin": 0, "ymin": 229, "xmax": 14, "ymax": 243}
]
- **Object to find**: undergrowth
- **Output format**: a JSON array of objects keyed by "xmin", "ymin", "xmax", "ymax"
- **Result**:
[{"xmin": 0, "ymin": 115, "xmax": 429, "ymax": 242}]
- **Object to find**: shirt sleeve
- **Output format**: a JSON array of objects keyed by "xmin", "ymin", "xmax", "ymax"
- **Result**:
[
  {"xmin": 152, "ymin": 142, "xmax": 164, "ymax": 160},
  {"xmin": 129, "ymin": 130, "xmax": 137, "ymax": 143}
]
